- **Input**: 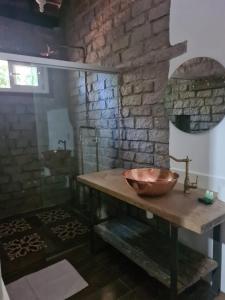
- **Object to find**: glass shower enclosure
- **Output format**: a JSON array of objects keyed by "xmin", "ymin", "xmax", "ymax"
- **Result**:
[{"xmin": 0, "ymin": 52, "xmax": 120, "ymax": 219}]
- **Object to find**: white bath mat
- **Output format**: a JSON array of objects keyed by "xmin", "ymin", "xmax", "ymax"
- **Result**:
[{"xmin": 6, "ymin": 260, "xmax": 88, "ymax": 300}]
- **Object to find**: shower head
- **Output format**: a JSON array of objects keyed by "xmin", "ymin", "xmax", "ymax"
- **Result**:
[
  {"xmin": 36, "ymin": 0, "xmax": 46, "ymax": 13},
  {"xmin": 35, "ymin": 0, "xmax": 63, "ymax": 13}
]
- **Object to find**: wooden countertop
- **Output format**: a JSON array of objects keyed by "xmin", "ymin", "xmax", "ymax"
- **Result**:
[{"xmin": 77, "ymin": 168, "xmax": 225, "ymax": 234}]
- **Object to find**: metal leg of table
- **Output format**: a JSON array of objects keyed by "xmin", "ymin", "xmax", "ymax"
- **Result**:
[
  {"xmin": 212, "ymin": 224, "xmax": 222, "ymax": 294},
  {"xmin": 170, "ymin": 225, "xmax": 179, "ymax": 300},
  {"xmin": 89, "ymin": 188, "xmax": 97, "ymax": 254}
]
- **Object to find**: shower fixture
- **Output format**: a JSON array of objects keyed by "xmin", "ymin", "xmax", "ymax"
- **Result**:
[
  {"xmin": 36, "ymin": 0, "xmax": 46, "ymax": 13},
  {"xmin": 58, "ymin": 139, "xmax": 67, "ymax": 151},
  {"xmin": 35, "ymin": 0, "xmax": 63, "ymax": 13},
  {"xmin": 40, "ymin": 44, "xmax": 57, "ymax": 57}
]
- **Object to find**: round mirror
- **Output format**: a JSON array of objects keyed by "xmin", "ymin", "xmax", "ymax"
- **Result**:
[{"xmin": 164, "ymin": 57, "xmax": 225, "ymax": 134}]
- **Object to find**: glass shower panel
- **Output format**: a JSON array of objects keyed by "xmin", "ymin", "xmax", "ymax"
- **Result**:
[
  {"xmin": 67, "ymin": 69, "xmax": 121, "ymax": 175},
  {"xmin": 0, "ymin": 59, "xmax": 55, "ymax": 218},
  {"xmin": 68, "ymin": 70, "xmax": 121, "ymax": 210},
  {"xmin": 0, "ymin": 54, "xmax": 119, "ymax": 219},
  {"xmin": 77, "ymin": 71, "xmax": 121, "ymax": 174},
  {"xmin": 33, "ymin": 67, "xmax": 75, "ymax": 209},
  {"xmin": 89, "ymin": 72, "xmax": 121, "ymax": 172},
  {"xmin": 32, "ymin": 65, "xmax": 120, "ymax": 212}
]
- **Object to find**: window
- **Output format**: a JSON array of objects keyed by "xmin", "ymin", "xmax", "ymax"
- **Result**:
[
  {"xmin": 0, "ymin": 60, "xmax": 10, "ymax": 88},
  {"xmin": 0, "ymin": 60, "xmax": 49, "ymax": 93},
  {"xmin": 13, "ymin": 65, "xmax": 39, "ymax": 87}
]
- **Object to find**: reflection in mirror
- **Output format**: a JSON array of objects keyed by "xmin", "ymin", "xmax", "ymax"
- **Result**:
[{"xmin": 164, "ymin": 57, "xmax": 225, "ymax": 134}]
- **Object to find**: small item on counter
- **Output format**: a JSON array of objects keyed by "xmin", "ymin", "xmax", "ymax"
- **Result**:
[{"xmin": 198, "ymin": 190, "xmax": 214, "ymax": 205}]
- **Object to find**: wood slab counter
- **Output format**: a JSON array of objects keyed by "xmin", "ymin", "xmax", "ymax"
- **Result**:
[{"xmin": 77, "ymin": 168, "xmax": 225, "ymax": 234}]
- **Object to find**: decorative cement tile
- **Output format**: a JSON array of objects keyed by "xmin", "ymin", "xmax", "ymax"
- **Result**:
[
  {"xmin": 3, "ymin": 233, "xmax": 47, "ymax": 261},
  {"xmin": 0, "ymin": 218, "xmax": 32, "ymax": 239},
  {"xmin": 51, "ymin": 221, "xmax": 89, "ymax": 241},
  {"xmin": 36, "ymin": 208, "xmax": 71, "ymax": 224}
]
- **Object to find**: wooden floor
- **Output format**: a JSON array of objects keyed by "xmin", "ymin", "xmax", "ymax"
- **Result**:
[{"xmin": 4, "ymin": 242, "xmax": 225, "ymax": 300}]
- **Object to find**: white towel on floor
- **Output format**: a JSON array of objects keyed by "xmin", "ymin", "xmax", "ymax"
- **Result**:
[{"xmin": 7, "ymin": 260, "xmax": 88, "ymax": 300}]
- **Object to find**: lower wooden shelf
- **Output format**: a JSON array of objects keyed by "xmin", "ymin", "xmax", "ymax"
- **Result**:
[{"xmin": 94, "ymin": 217, "xmax": 217, "ymax": 294}]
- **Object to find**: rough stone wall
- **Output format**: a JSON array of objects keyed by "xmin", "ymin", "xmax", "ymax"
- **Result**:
[
  {"xmin": 61, "ymin": 0, "xmax": 186, "ymax": 170},
  {"xmin": 0, "ymin": 17, "xmax": 68, "ymax": 218},
  {"xmin": 0, "ymin": 78, "xmax": 71, "ymax": 218},
  {"xmin": 68, "ymin": 70, "xmax": 120, "ymax": 176},
  {"xmin": 164, "ymin": 78, "xmax": 225, "ymax": 132},
  {"xmin": 0, "ymin": 95, "xmax": 41, "ymax": 217}
]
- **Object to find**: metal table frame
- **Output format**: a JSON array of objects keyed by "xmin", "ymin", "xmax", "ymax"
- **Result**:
[{"xmin": 87, "ymin": 186, "xmax": 222, "ymax": 300}]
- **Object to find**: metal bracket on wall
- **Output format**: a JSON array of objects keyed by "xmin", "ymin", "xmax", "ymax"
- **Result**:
[
  {"xmin": 78, "ymin": 126, "xmax": 100, "ymax": 216},
  {"xmin": 79, "ymin": 126, "xmax": 99, "ymax": 175}
]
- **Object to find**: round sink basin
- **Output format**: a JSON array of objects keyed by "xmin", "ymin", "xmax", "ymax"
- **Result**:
[
  {"xmin": 41, "ymin": 150, "xmax": 73, "ymax": 174},
  {"xmin": 42, "ymin": 150, "xmax": 71, "ymax": 161},
  {"xmin": 122, "ymin": 168, "xmax": 179, "ymax": 196}
]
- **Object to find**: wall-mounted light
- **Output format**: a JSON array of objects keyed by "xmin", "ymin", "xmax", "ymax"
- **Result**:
[
  {"xmin": 35, "ymin": 0, "xmax": 62, "ymax": 13},
  {"xmin": 36, "ymin": 0, "xmax": 46, "ymax": 13}
]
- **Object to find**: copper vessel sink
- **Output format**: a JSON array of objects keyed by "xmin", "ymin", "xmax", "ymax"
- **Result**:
[{"xmin": 122, "ymin": 168, "xmax": 179, "ymax": 196}]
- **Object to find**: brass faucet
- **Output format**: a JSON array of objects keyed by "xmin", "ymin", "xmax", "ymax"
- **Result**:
[
  {"xmin": 58, "ymin": 139, "xmax": 67, "ymax": 150},
  {"xmin": 169, "ymin": 155, "xmax": 198, "ymax": 193}
]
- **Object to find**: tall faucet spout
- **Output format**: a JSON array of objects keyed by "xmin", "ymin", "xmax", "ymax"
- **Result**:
[
  {"xmin": 170, "ymin": 155, "xmax": 197, "ymax": 193},
  {"xmin": 169, "ymin": 155, "xmax": 191, "ymax": 163},
  {"xmin": 58, "ymin": 139, "xmax": 67, "ymax": 150}
]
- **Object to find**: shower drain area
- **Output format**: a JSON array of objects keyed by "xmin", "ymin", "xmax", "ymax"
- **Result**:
[{"xmin": 0, "ymin": 206, "xmax": 89, "ymax": 278}]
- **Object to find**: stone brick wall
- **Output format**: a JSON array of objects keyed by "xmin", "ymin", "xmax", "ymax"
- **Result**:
[
  {"xmin": 164, "ymin": 78, "xmax": 225, "ymax": 132},
  {"xmin": 0, "ymin": 74, "xmax": 72, "ymax": 218},
  {"xmin": 0, "ymin": 1, "xmax": 188, "ymax": 217},
  {"xmin": 61, "ymin": 0, "xmax": 186, "ymax": 171},
  {"xmin": 69, "ymin": 70, "xmax": 120, "ymax": 177},
  {"xmin": 0, "ymin": 17, "xmax": 68, "ymax": 218},
  {"xmin": 0, "ymin": 95, "xmax": 41, "ymax": 217}
]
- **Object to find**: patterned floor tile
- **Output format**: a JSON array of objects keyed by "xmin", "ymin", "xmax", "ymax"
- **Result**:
[
  {"xmin": 51, "ymin": 220, "xmax": 89, "ymax": 241},
  {"xmin": 0, "ymin": 218, "xmax": 31, "ymax": 239},
  {"xmin": 3, "ymin": 233, "xmax": 47, "ymax": 261},
  {"xmin": 36, "ymin": 208, "xmax": 71, "ymax": 224}
]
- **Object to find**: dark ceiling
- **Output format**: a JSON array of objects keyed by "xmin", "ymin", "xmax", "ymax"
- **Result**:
[{"xmin": 0, "ymin": 0, "xmax": 62, "ymax": 27}]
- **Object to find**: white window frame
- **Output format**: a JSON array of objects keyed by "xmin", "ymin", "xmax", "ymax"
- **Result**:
[{"xmin": 0, "ymin": 60, "xmax": 49, "ymax": 94}]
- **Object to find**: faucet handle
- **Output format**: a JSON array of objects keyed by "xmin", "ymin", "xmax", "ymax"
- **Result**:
[
  {"xmin": 194, "ymin": 175, "xmax": 198, "ymax": 184},
  {"xmin": 191, "ymin": 176, "xmax": 198, "ymax": 187},
  {"xmin": 186, "ymin": 155, "xmax": 192, "ymax": 162}
]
